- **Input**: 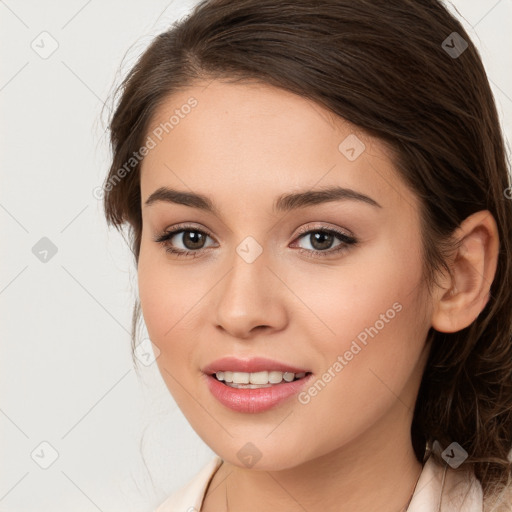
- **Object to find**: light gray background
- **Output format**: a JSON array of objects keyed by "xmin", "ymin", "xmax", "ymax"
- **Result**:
[{"xmin": 1, "ymin": 1, "xmax": 511, "ymax": 511}]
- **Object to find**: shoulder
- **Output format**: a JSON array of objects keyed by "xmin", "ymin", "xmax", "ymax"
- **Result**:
[{"xmin": 153, "ymin": 455, "xmax": 223, "ymax": 512}]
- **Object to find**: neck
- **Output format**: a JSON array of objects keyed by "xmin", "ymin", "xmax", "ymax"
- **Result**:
[{"xmin": 203, "ymin": 399, "xmax": 425, "ymax": 512}]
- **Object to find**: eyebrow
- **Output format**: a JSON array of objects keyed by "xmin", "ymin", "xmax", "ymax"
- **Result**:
[{"xmin": 144, "ymin": 185, "xmax": 382, "ymax": 214}]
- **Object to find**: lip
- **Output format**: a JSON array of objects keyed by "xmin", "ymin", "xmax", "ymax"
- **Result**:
[
  {"xmin": 204, "ymin": 372, "xmax": 313, "ymax": 413},
  {"xmin": 202, "ymin": 356, "xmax": 310, "ymax": 375}
]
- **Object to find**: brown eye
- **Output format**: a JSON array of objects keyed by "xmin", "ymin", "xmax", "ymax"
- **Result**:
[
  {"xmin": 306, "ymin": 231, "xmax": 336, "ymax": 251},
  {"xmin": 154, "ymin": 225, "xmax": 216, "ymax": 257},
  {"xmin": 179, "ymin": 230, "xmax": 208, "ymax": 250},
  {"xmin": 292, "ymin": 227, "xmax": 358, "ymax": 259}
]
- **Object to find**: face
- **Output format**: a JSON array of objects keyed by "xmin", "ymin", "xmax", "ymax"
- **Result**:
[{"xmin": 138, "ymin": 79, "xmax": 433, "ymax": 470}]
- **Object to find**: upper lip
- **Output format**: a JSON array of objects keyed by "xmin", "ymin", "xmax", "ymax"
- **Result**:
[{"xmin": 202, "ymin": 356, "xmax": 310, "ymax": 375}]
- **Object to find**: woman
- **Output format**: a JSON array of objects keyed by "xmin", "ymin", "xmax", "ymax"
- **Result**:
[{"xmin": 101, "ymin": 0, "xmax": 512, "ymax": 510}]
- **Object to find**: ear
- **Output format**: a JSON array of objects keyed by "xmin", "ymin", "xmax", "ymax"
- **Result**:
[{"xmin": 431, "ymin": 210, "xmax": 500, "ymax": 333}]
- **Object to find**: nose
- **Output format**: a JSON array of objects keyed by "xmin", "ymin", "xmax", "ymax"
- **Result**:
[{"xmin": 214, "ymin": 250, "xmax": 288, "ymax": 339}]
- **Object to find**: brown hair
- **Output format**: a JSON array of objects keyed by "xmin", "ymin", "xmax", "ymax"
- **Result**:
[{"xmin": 101, "ymin": 0, "xmax": 512, "ymax": 507}]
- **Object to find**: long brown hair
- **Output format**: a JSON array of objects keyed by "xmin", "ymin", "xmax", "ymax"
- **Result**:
[{"xmin": 101, "ymin": 0, "xmax": 512, "ymax": 507}]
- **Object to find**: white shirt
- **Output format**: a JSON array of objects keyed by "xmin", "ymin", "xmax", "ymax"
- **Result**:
[{"xmin": 154, "ymin": 452, "xmax": 485, "ymax": 511}]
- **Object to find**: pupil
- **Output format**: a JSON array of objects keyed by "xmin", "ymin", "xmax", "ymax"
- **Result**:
[
  {"xmin": 184, "ymin": 231, "xmax": 204, "ymax": 249},
  {"xmin": 311, "ymin": 232, "xmax": 333, "ymax": 250}
]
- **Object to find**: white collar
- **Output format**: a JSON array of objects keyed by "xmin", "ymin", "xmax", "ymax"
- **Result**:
[{"xmin": 408, "ymin": 452, "xmax": 483, "ymax": 511}]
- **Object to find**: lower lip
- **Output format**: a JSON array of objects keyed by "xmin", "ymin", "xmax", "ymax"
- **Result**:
[{"xmin": 204, "ymin": 373, "xmax": 313, "ymax": 413}]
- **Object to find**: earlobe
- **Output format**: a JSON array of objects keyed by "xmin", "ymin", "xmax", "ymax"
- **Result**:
[{"xmin": 431, "ymin": 210, "xmax": 499, "ymax": 334}]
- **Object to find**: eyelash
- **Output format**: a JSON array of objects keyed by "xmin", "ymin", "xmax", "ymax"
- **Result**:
[{"xmin": 153, "ymin": 223, "xmax": 358, "ymax": 259}]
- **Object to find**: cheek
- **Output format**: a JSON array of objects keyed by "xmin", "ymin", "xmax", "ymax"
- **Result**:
[
  {"xmin": 289, "ymin": 276, "xmax": 428, "ymax": 460},
  {"xmin": 285, "ymin": 228, "xmax": 425, "ymax": 348},
  {"xmin": 137, "ymin": 240, "xmax": 220, "ymax": 394},
  {"xmin": 137, "ymin": 242, "xmax": 197, "ymax": 349},
  {"xmin": 292, "ymin": 236, "xmax": 428, "ymax": 401}
]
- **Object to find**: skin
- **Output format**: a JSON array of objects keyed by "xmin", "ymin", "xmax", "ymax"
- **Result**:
[{"xmin": 137, "ymin": 80, "xmax": 499, "ymax": 512}]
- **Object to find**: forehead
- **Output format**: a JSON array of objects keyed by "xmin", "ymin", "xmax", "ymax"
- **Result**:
[{"xmin": 139, "ymin": 80, "xmax": 415, "ymax": 213}]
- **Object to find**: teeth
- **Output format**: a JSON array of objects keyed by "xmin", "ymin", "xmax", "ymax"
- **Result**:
[
  {"xmin": 249, "ymin": 371, "xmax": 269, "ymax": 385},
  {"xmin": 226, "ymin": 383, "xmax": 273, "ymax": 389},
  {"xmin": 269, "ymin": 371, "xmax": 283, "ymax": 384},
  {"xmin": 214, "ymin": 370, "xmax": 307, "ymax": 385}
]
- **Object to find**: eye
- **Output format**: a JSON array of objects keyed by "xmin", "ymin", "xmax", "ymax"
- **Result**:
[
  {"xmin": 291, "ymin": 225, "xmax": 357, "ymax": 259},
  {"xmin": 153, "ymin": 224, "xmax": 216, "ymax": 258},
  {"xmin": 153, "ymin": 223, "xmax": 358, "ymax": 259}
]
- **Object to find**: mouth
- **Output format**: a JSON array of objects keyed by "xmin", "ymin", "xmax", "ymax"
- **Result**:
[
  {"xmin": 204, "ymin": 364, "xmax": 314, "ymax": 413},
  {"xmin": 209, "ymin": 370, "xmax": 313, "ymax": 389}
]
